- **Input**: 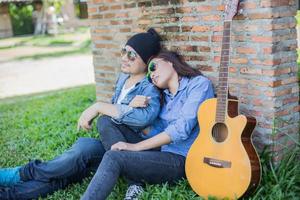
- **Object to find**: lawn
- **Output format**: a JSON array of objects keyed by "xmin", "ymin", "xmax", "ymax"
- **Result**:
[
  {"xmin": 0, "ymin": 85, "xmax": 299, "ymax": 200},
  {"xmin": 0, "ymin": 27, "xmax": 91, "ymax": 62}
]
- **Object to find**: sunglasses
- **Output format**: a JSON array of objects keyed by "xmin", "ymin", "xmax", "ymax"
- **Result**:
[
  {"xmin": 146, "ymin": 61, "xmax": 157, "ymax": 83},
  {"xmin": 121, "ymin": 47, "xmax": 138, "ymax": 61}
]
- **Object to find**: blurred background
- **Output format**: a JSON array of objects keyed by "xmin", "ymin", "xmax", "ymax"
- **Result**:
[{"xmin": 0, "ymin": 0, "xmax": 94, "ymax": 99}]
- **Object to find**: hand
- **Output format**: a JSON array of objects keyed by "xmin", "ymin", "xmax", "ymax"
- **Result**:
[
  {"xmin": 111, "ymin": 142, "xmax": 139, "ymax": 151},
  {"xmin": 77, "ymin": 103, "xmax": 100, "ymax": 131},
  {"xmin": 129, "ymin": 95, "xmax": 151, "ymax": 108}
]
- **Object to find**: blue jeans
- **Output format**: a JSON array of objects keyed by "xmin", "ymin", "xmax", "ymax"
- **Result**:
[
  {"xmin": 81, "ymin": 150, "xmax": 186, "ymax": 200},
  {"xmin": 0, "ymin": 115, "xmax": 144, "ymax": 200}
]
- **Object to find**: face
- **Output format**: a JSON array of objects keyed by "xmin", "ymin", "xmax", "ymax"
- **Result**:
[
  {"xmin": 120, "ymin": 45, "xmax": 146, "ymax": 75},
  {"xmin": 147, "ymin": 58, "xmax": 175, "ymax": 89}
]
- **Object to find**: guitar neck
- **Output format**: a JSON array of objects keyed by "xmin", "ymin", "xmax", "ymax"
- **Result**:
[{"xmin": 216, "ymin": 21, "xmax": 231, "ymax": 123}]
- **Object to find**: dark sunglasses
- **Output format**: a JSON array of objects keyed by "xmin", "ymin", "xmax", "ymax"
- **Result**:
[
  {"xmin": 121, "ymin": 47, "xmax": 137, "ymax": 61},
  {"xmin": 146, "ymin": 61, "xmax": 157, "ymax": 83}
]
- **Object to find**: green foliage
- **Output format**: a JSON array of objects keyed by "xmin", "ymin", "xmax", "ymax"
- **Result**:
[
  {"xmin": 247, "ymin": 147, "xmax": 300, "ymax": 200},
  {"xmin": 296, "ymin": 10, "xmax": 300, "ymax": 25},
  {"xmin": 8, "ymin": 3, "xmax": 34, "ymax": 36},
  {"xmin": 0, "ymin": 85, "xmax": 299, "ymax": 199}
]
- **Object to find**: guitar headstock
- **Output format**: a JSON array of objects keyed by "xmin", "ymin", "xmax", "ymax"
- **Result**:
[{"xmin": 224, "ymin": 0, "xmax": 240, "ymax": 21}]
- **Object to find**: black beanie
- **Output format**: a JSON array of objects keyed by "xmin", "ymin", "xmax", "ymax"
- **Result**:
[{"xmin": 126, "ymin": 28, "xmax": 161, "ymax": 64}]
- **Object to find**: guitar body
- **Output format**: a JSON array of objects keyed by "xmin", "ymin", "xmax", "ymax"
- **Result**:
[{"xmin": 185, "ymin": 98, "xmax": 261, "ymax": 199}]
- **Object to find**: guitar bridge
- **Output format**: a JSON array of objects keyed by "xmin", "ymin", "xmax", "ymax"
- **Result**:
[{"xmin": 203, "ymin": 157, "xmax": 231, "ymax": 168}]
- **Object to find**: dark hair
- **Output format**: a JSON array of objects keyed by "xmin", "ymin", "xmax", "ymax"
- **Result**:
[{"xmin": 152, "ymin": 50, "xmax": 202, "ymax": 77}]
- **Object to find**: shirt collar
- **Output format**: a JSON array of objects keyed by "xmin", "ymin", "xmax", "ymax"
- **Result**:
[
  {"xmin": 163, "ymin": 76, "xmax": 189, "ymax": 96},
  {"xmin": 121, "ymin": 73, "xmax": 148, "ymax": 87}
]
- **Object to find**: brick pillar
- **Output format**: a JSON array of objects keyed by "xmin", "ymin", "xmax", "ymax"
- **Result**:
[{"xmin": 87, "ymin": 0, "xmax": 299, "ymax": 156}]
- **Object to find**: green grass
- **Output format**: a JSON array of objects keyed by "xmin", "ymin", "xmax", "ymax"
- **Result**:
[
  {"xmin": 0, "ymin": 85, "xmax": 299, "ymax": 200},
  {"xmin": 296, "ymin": 10, "xmax": 300, "ymax": 25}
]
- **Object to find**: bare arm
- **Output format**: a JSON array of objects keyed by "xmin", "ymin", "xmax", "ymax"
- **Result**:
[
  {"xmin": 96, "ymin": 102, "xmax": 119, "ymax": 118},
  {"xmin": 77, "ymin": 102, "xmax": 119, "ymax": 131},
  {"xmin": 111, "ymin": 132, "xmax": 171, "ymax": 151}
]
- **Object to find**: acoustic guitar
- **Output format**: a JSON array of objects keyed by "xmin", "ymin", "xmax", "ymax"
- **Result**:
[{"xmin": 185, "ymin": 0, "xmax": 261, "ymax": 199}]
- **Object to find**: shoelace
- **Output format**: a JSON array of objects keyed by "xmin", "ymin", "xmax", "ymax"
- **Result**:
[{"xmin": 124, "ymin": 185, "xmax": 143, "ymax": 200}]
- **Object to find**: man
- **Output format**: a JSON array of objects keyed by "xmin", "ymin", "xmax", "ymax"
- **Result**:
[{"xmin": 0, "ymin": 28, "xmax": 162, "ymax": 200}]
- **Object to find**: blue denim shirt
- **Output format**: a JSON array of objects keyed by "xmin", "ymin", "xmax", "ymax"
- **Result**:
[
  {"xmin": 111, "ymin": 72, "xmax": 161, "ymax": 133},
  {"xmin": 146, "ymin": 75, "xmax": 215, "ymax": 157}
]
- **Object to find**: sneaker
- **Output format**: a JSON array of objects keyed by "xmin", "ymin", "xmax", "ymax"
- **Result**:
[
  {"xmin": 124, "ymin": 184, "xmax": 144, "ymax": 200},
  {"xmin": 0, "ymin": 166, "xmax": 21, "ymax": 187}
]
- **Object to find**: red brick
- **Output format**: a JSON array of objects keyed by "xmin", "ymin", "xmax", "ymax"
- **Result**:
[
  {"xmin": 196, "ymin": 5, "xmax": 212, "ymax": 12},
  {"xmin": 262, "ymin": 47, "xmax": 273, "ymax": 54},
  {"xmin": 240, "ymin": 2, "xmax": 257, "ymax": 9},
  {"xmin": 248, "ymin": 12, "xmax": 273, "ymax": 19},
  {"xmin": 88, "ymin": 7, "xmax": 97, "ymax": 13},
  {"xmin": 240, "ymin": 67, "xmax": 263, "ymax": 75},
  {"xmin": 197, "ymin": 65, "xmax": 213, "ymax": 72},
  {"xmin": 202, "ymin": 15, "xmax": 221, "ymax": 21},
  {"xmin": 99, "ymin": 5, "xmax": 109, "ymax": 11},
  {"xmin": 191, "ymin": 36, "xmax": 209, "ymax": 41},
  {"xmin": 191, "ymin": 26, "xmax": 210, "ymax": 32},
  {"xmin": 229, "ymin": 67, "xmax": 237, "ymax": 73},
  {"xmin": 294, "ymin": 105, "xmax": 300, "ymax": 112},
  {"xmin": 283, "ymin": 97, "xmax": 299, "ymax": 104},
  {"xmin": 269, "ymin": 80, "xmax": 282, "ymax": 87},
  {"xmin": 216, "ymin": 5, "xmax": 225, "ymax": 11},
  {"xmin": 231, "ymin": 57, "xmax": 248, "ymax": 64},
  {"xmin": 95, "ymin": 65, "xmax": 115, "ymax": 71},
  {"xmin": 92, "ymin": 0, "xmax": 103, "ymax": 3},
  {"xmin": 138, "ymin": 19, "xmax": 151, "ymax": 25},
  {"xmin": 260, "ymin": 0, "xmax": 291, "ymax": 7},
  {"xmin": 92, "ymin": 35, "xmax": 113, "ymax": 40},
  {"xmin": 212, "ymin": 26, "xmax": 223, "ymax": 32},
  {"xmin": 120, "ymin": 28, "xmax": 131, "ymax": 32},
  {"xmin": 95, "ymin": 43, "xmax": 118, "ymax": 49},
  {"xmin": 104, "ymin": 13, "xmax": 115, "ymax": 18},
  {"xmin": 115, "ymin": 12, "xmax": 128, "ymax": 18},
  {"xmin": 252, "ymin": 36, "xmax": 273, "ymax": 43},
  {"xmin": 110, "ymin": 5, "xmax": 122, "ymax": 10},
  {"xmin": 212, "ymin": 35, "xmax": 222, "ymax": 42},
  {"xmin": 237, "ymin": 47, "xmax": 256, "ymax": 54},
  {"xmin": 175, "ymin": 7, "xmax": 193, "ymax": 13},
  {"xmin": 181, "ymin": 16, "xmax": 199, "ymax": 22}
]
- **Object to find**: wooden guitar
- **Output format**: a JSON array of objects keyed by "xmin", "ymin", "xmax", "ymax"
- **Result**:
[{"xmin": 185, "ymin": 0, "xmax": 261, "ymax": 199}]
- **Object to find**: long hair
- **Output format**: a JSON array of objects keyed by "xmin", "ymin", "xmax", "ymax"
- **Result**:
[{"xmin": 153, "ymin": 50, "xmax": 202, "ymax": 77}]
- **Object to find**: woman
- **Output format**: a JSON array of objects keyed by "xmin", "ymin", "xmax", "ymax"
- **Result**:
[
  {"xmin": 81, "ymin": 50, "xmax": 215, "ymax": 200},
  {"xmin": 0, "ymin": 28, "xmax": 162, "ymax": 200}
]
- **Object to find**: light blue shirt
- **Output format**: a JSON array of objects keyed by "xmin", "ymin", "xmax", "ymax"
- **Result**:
[{"xmin": 147, "ymin": 75, "xmax": 215, "ymax": 157}]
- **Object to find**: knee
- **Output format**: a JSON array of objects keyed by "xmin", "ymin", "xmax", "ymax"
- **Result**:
[
  {"xmin": 97, "ymin": 115, "xmax": 114, "ymax": 135},
  {"xmin": 103, "ymin": 150, "xmax": 122, "ymax": 164},
  {"xmin": 73, "ymin": 137, "xmax": 104, "ymax": 157}
]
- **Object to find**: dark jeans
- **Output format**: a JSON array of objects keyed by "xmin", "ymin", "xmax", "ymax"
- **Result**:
[
  {"xmin": 0, "ymin": 115, "xmax": 144, "ymax": 200},
  {"xmin": 81, "ymin": 150, "xmax": 186, "ymax": 200}
]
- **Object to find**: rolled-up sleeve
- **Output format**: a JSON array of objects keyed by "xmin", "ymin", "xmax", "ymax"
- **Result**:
[
  {"xmin": 164, "ymin": 79, "xmax": 214, "ymax": 143},
  {"xmin": 113, "ymin": 85, "xmax": 161, "ymax": 127}
]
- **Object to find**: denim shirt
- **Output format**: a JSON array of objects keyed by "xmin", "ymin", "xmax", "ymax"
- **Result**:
[
  {"xmin": 111, "ymin": 72, "xmax": 161, "ymax": 133},
  {"xmin": 146, "ymin": 75, "xmax": 215, "ymax": 157}
]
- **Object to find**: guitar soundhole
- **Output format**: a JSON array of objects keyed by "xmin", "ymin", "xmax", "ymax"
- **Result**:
[{"xmin": 212, "ymin": 123, "xmax": 228, "ymax": 143}]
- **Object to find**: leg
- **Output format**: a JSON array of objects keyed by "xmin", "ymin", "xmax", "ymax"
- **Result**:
[
  {"xmin": 20, "ymin": 137, "xmax": 105, "ymax": 182},
  {"xmin": 81, "ymin": 150, "xmax": 186, "ymax": 200},
  {"xmin": 0, "ymin": 169, "xmax": 90, "ymax": 200},
  {"xmin": 97, "ymin": 115, "xmax": 144, "ymax": 151}
]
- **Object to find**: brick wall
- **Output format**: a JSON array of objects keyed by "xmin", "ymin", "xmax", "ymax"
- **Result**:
[
  {"xmin": 0, "ymin": 4, "xmax": 13, "ymax": 38},
  {"xmin": 87, "ymin": 0, "xmax": 299, "ymax": 155}
]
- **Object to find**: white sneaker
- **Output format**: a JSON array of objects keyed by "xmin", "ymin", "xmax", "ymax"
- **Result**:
[{"xmin": 124, "ymin": 185, "xmax": 144, "ymax": 200}]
